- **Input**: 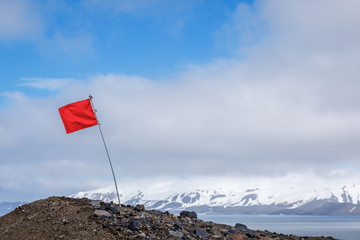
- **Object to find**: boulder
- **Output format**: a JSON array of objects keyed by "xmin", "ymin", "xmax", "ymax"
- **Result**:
[
  {"xmin": 180, "ymin": 211, "xmax": 197, "ymax": 219},
  {"xmin": 134, "ymin": 204, "xmax": 145, "ymax": 212},
  {"xmin": 235, "ymin": 223, "xmax": 248, "ymax": 231},
  {"xmin": 104, "ymin": 203, "xmax": 120, "ymax": 214}
]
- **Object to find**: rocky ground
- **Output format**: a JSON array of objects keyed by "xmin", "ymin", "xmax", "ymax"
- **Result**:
[{"xmin": 0, "ymin": 196, "xmax": 337, "ymax": 240}]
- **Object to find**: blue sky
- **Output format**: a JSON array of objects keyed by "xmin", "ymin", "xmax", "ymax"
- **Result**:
[
  {"xmin": 1, "ymin": 0, "xmax": 360, "ymax": 202},
  {"xmin": 1, "ymin": 0, "xmax": 254, "ymax": 97}
]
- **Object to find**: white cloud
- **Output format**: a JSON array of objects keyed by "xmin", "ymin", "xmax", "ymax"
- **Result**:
[
  {"xmin": 0, "ymin": 0, "xmax": 43, "ymax": 40},
  {"xmin": 19, "ymin": 77, "xmax": 75, "ymax": 90},
  {"xmin": 2, "ymin": 0, "xmax": 360, "ymax": 201},
  {"xmin": 215, "ymin": 2, "xmax": 266, "ymax": 53},
  {"xmin": 259, "ymin": 0, "xmax": 360, "ymax": 50},
  {"xmin": 0, "ymin": 0, "xmax": 94, "ymax": 58}
]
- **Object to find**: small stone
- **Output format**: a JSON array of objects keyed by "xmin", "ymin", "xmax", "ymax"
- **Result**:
[
  {"xmin": 174, "ymin": 223, "xmax": 184, "ymax": 230},
  {"xmin": 169, "ymin": 230, "xmax": 184, "ymax": 238},
  {"xmin": 129, "ymin": 219, "xmax": 143, "ymax": 230},
  {"xmin": 246, "ymin": 230, "xmax": 256, "ymax": 238},
  {"xmin": 61, "ymin": 218, "xmax": 68, "ymax": 224},
  {"xmin": 151, "ymin": 224, "xmax": 160, "ymax": 230},
  {"xmin": 150, "ymin": 210, "xmax": 163, "ymax": 216},
  {"xmin": 135, "ymin": 204, "xmax": 145, "ymax": 211},
  {"xmin": 123, "ymin": 229, "xmax": 133, "ymax": 235},
  {"xmin": 194, "ymin": 227, "xmax": 209, "ymax": 238},
  {"xmin": 94, "ymin": 209, "xmax": 111, "ymax": 218},
  {"xmin": 90, "ymin": 200, "xmax": 101, "ymax": 208}
]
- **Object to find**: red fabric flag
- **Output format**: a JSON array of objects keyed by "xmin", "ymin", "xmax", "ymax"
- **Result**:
[{"xmin": 59, "ymin": 99, "xmax": 98, "ymax": 134}]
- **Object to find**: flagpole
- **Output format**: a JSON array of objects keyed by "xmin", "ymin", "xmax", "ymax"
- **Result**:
[{"xmin": 89, "ymin": 95, "xmax": 121, "ymax": 206}]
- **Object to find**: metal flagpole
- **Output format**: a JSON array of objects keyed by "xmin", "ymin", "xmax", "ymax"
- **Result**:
[{"xmin": 89, "ymin": 94, "xmax": 121, "ymax": 206}]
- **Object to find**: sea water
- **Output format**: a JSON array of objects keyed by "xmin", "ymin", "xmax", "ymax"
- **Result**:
[{"xmin": 198, "ymin": 215, "xmax": 360, "ymax": 240}]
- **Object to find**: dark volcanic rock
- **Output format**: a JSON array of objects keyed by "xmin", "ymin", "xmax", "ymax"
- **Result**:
[
  {"xmin": 235, "ymin": 223, "xmax": 248, "ymax": 231},
  {"xmin": 129, "ymin": 219, "xmax": 143, "ymax": 230},
  {"xmin": 150, "ymin": 209, "xmax": 163, "ymax": 216},
  {"xmin": 246, "ymin": 229, "xmax": 256, "ymax": 238},
  {"xmin": 134, "ymin": 204, "xmax": 145, "ymax": 211},
  {"xmin": 180, "ymin": 210, "xmax": 197, "ymax": 219},
  {"xmin": 174, "ymin": 222, "xmax": 184, "ymax": 230},
  {"xmin": 103, "ymin": 202, "xmax": 120, "ymax": 214},
  {"xmin": 0, "ymin": 196, "xmax": 338, "ymax": 240},
  {"xmin": 195, "ymin": 227, "xmax": 209, "ymax": 237}
]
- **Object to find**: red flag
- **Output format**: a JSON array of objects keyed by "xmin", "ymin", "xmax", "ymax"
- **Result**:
[{"xmin": 59, "ymin": 99, "xmax": 98, "ymax": 134}]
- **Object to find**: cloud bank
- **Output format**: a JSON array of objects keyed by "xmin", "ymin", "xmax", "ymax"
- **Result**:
[
  {"xmin": 1, "ymin": 0, "xmax": 360, "ymax": 201},
  {"xmin": 0, "ymin": 0, "xmax": 43, "ymax": 40}
]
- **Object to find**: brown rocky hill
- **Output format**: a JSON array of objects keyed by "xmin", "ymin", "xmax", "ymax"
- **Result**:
[{"xmin": 0, "ymin": 196, "xmax": 337, "ymax": 240}]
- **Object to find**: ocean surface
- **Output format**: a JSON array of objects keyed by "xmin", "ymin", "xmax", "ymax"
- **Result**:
[{"xmin": 198, "ymin": 215, "xmax": 360, "ymax": 240}]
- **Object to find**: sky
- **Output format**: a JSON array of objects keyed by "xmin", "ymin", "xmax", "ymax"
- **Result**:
[{"xmin": 1, "ymin": 0, "xmax": 360, "ymax": 202}]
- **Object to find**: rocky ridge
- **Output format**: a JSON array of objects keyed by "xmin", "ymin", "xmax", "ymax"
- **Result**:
[
  {"xmin": 0, "ymin": 196, "xmax": 337, "ymax": 240},
  {"xmin": 0, "ymin": 201, "xmax": 25, "ymax": 216}
]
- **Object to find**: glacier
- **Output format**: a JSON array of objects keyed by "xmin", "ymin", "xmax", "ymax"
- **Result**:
[{"xmin": 70, "ymin": 181, "xmax": 360, "ymax": 215}]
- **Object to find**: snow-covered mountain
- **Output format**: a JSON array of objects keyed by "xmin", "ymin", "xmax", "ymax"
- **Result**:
[{"xmin": 70, "ymin": 183, "xmax": 360, "ymax": 215}]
